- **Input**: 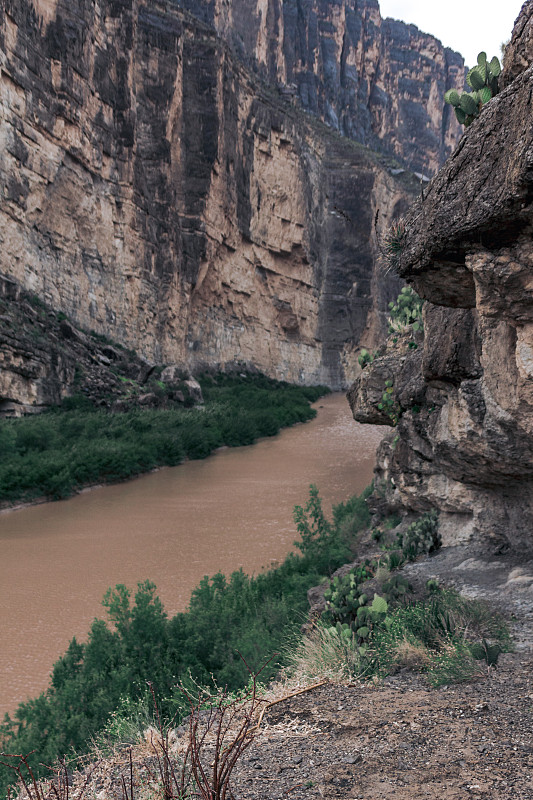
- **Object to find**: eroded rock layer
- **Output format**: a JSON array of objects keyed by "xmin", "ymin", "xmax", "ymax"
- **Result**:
[
  {"xmin": 348, "ymin": 2, "xmax": 533, "ymax": 551},
  {"xmin": 178, "ymin": 0, "xmax": 464, "ymax": 175},
  {"xmin": 0, "ymin": 0, "xmax": 429, "ymax": 402}
]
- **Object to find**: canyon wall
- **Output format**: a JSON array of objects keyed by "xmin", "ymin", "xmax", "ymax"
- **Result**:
[
  {"xmin": 177, "ymin": 0, "xmax": 464, "ymax": 176},
  {"xmin": 348, "ymin": 2, "xmax": 533, "ymax": 552},
  {"xmin": 0, "ymin": 0, "xmax": 462, "ymax": 408}
]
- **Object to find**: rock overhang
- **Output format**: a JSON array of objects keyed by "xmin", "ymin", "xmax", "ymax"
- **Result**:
[{"xmin": 396, "ymin": 65, "xmax": 533, "ymax": 300}]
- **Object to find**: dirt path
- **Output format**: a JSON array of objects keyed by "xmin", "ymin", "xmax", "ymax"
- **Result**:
[{"xmin": 229, "ymin": 652, "xmax": 533, "ymax": 799}]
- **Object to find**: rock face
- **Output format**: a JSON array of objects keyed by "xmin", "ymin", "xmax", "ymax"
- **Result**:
[
  {"xmin": 348, "ymin": 2, "xmax": 533, "ymax": 552},
  {"xmin": 178, "ymin": 0, "xmax": 464, "ymax": 175},
  {"xmin": 0, "ymin": 273, "xmax": 208, "ymax": 416},
  {"xmin": 0, "ymin": 0, "xmax": 461, "ymax": 407},
  {"xmin": 0, "ymin": 0, "xmax": 415, "ymax": 401}
]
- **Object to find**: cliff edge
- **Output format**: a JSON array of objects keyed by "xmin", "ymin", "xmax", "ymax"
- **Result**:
[{"xmin": 348, "ymin": 1, "xmax": 533, "ymax": 552}]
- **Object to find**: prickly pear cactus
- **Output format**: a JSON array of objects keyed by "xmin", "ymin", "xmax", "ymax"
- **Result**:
[
  {"xmin": 444, "ymin": 51, "xmax": 501, "ymax": 127},
  {"xmin": 397, "ymin": 510, "xmax": 440, "ymax": 561},
  {"xmin": 470, "ymin": 639, "xmax": 502, "ymax": 666}
]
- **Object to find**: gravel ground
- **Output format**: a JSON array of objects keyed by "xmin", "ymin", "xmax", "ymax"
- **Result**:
[
  {"xmin": 68, "ymin": 654, "xmax": 533, "ymax": 800},
  {"xmin": 228, "ymin": 653, "xmax": 533, "ymax": 799}
]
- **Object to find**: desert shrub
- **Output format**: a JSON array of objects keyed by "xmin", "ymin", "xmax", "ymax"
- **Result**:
[
  {"xmin": 292, "ymin": 587, "xmax": 511, "ymax": 687},
  {"xmin": 0, "ymin": 484, "xmax": 366, "ymax": 797},
  {"xmin": 293, "ymin": 484, "xmax": 353, "ymax": 574},
  {"xmin": 289, "ymin": 619, "xmax": 362, "ymax": 682},
  {"xmin": 367, "ymin": 588, "xmax": 511, "ymax": 684},
  {"xmin": 0, "ymin": 373, "xmax": 328, "ymax": 505},
  {"xmin": 332, "ymin": 486, "xmax": 372, "ymax": 539}
]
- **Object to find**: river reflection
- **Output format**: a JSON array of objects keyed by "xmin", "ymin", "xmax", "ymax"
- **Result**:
[{"xmin": 0, "ymin": 393, "xmax": 383, "ymax": 715}]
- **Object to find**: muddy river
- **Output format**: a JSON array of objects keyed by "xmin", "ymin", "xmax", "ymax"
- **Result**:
[{"xmin": 0, "ymin": 393, "xmax": 383, "ymax": 715}]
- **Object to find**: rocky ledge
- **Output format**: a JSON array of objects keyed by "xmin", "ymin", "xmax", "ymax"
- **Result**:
[
  {"xmin": 0, "ymin": 272, "xmax": 203, "ymax": 416},
  {"xmin": 347, "ymin": 1, "xmax": 533, "ymax": 553}
]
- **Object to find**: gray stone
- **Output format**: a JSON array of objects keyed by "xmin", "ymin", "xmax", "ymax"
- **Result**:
[
  {"xmin": 348, "ymin": 5, "xmax": 533, "ymax": 553},
  {"xmin": 184, "ymin": 379, "xmax": 204, "ymax": 404}
]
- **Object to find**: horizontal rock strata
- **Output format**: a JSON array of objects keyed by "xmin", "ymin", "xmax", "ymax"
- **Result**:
[{"xmin": 0, "ymin": 0, "xmax": 427, "ymax": 403}]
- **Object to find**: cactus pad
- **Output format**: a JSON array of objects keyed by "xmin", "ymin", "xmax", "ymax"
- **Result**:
[
  {"xmin": 489, "ymin": 56, "xmax": 501, "ymax": 76},
  {"xmin": 459, "ymin": 93, "xmax": 478, "ymax": 115},
  {"xmin": 444, "ymin": 88, "xmax": 460, "ymax": 106},
  {"xmin": 468, "ymin": 66, "xmax": 485, "ymax": 91}
]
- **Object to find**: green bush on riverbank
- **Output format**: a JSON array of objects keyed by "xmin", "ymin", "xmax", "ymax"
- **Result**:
[
  {"xmin": 0, "ymin": 373, "xmax": 328, "ymax": 505},
  {"xmin": 0, "ymin": 486, "xmax": 371, "ymax": 797},
  {"xmin": 0, "ymin": 486, "xmax": 512, "ymax": 799}
]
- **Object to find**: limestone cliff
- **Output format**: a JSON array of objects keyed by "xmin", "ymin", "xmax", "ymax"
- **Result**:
[
  {"xmin": 0, "ymin": 0, "xmax": 423, "ymax": 409},
  {"xmin": 178, "ymin": 0, "xmax": 464, "ymax": 175},
  {"xmin": 348, "ymin": 1, "xmax": 533, "ymax": 552},
  {"xmin": 0, "ymin": 0, "xmax": 463, "ymax": 410}
]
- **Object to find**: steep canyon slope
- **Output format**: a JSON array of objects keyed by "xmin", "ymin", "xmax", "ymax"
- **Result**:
[
  {"xmin": 176, "ymin": 0, "xmax": 464, "ymax": 175},
  {"xmin": 348, "ymin": 1, "xmax": 533, "ymax": 552},
  {"xmin": 0, "ymin": 0, "xmax": 462, "ymax": 409}
]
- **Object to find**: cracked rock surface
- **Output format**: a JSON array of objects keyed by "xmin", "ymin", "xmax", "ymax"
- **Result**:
[{"xmin": 348, "ymin": 2, "xmax": 533, "ymax": 551}]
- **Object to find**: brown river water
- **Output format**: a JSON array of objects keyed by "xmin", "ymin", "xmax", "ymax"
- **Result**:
[{"xmin": 0, "ymin": 393, "xmax": 383, "ymax": 716}]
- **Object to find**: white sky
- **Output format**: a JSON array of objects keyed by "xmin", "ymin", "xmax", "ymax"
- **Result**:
[{"xmin": 378, "ymin": 0, "xmax": 525, "ymax": 68}]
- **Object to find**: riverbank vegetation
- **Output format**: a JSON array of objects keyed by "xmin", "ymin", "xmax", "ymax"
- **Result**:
[
  {"xmin": 0, "ymin": 485, "xmax": 371, "ymax": 796},
  {"xmin": 0, "ymin": 484, "xmax": 512, "ymax": 799},
  {"xmin": 0, "ymin": 373, "xmax": 328, "ymax": 506}
]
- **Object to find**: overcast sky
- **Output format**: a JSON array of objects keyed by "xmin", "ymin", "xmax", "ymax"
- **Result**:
[{"xmin": 378, "ymin": 0, "xmax": 524, "ymax": 68}]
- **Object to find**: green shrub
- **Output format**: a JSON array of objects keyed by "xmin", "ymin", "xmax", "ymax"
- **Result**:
[
  {"xmin": 0, "ymin": 373, "xmax": 329, "ymax": 505},
  {"xmin": 293, "ymin": 484, "xmax": 356, "ymax": 574},
  {"xmin": 367, "ymin": 588, "xmax": 511, "ymax": 684},
  {"xmin": 386, "ymin": 549, "xmax": 404, "ymax": 571},
  {"xmin": 0, "ymin": 424, "xmax": 16, "ymax": 455}
]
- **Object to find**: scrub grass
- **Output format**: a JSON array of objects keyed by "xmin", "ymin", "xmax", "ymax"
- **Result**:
[{"xmin": 289, "ymin": 588, "xmax": 512, "ymax": 687}]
